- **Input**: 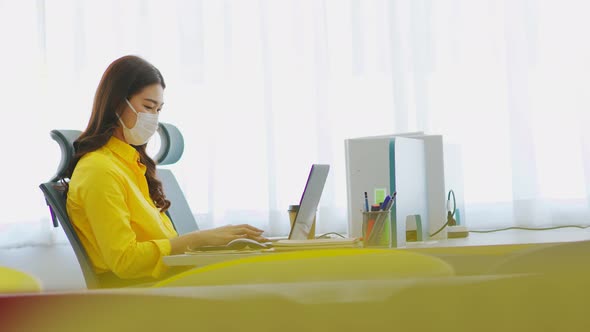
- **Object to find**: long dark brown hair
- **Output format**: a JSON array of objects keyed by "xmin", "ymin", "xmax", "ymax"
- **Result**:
[{"xmin": 64, "ymin": 55, "xmax": 170, "ymax": 212}]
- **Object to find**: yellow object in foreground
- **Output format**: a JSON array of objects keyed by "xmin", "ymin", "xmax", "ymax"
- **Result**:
[
  {"xmin": 5, "ymin": 242, "xmax": 590, "ymax": 331},
  {"xmin": 155, "ymin": 248, "xmax": 454, "ymax": 287},
  {"xmin": 0, "ymin": 267, "xmax": 41, "ymax": 293}
]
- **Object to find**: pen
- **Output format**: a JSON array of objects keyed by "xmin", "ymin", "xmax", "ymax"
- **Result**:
[
  {"xmin": 381, "ymin": 195, "xmax": 391, "ymax": 211},
  {"xmin": 364, "ymin": 192, "xmax": 369, "ymax": 212}
]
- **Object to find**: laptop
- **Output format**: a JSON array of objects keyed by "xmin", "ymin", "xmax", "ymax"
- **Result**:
[
  {"xmin": 188, "ymin": 164, "xmax": 357, "ymax": 252},
  {"xmin": 288, "ymin": 164, "xmax": 330, "ymax": 240},
  {"xmin": 275, "ymin": 164, "xmax": 359, "ymax": 249}
]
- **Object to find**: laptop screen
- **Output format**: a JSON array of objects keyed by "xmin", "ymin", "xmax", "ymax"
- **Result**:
[{"xmin": 288, "ymin": 164, "xmax": 330, "ymax": 240}]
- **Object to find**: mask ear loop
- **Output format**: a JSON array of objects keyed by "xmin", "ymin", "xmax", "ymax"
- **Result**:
[
  {"xmin": 125, "ymin": 98, "xmax": 139, "ymax": 115},
  {"xmin": 117, "ymin": 99, "xmax": 138, "ymax": 130}
]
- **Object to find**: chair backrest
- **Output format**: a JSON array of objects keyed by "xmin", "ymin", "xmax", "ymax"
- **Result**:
[
  {"xmin": 39, "ymin": 181, "xmax": 100, "ymax": 289},
  {"xmin": 39, "ymin": 122, "xmax": 198, "ymax": 288},
  {"xmin": 154, "ymin": 123, "xmax": 199, "ymax": 234},
  {"xmin": 49, "ymin": 130, "xmax": 82, "ymax": 183},
  {"xmin": 41, "ymin": 128, "xmax": 103, "ymax": 288},
  {"xmin": 43, "ymin": 130, "xmax": 82, "ymax": 229}
]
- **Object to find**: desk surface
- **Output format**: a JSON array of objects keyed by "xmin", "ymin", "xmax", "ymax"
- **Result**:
[
  {"xmin": 163, "ymin": 228, "xmax": 590, "ymax": 267},
  {"xmin": 405, "ymin": 227, "xmax": 590, "ymax": 248}
]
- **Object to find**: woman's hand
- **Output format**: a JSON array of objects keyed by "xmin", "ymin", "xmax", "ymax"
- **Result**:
[
  {"xmin": 170, "ymin": 224, "xmax": 268, "ymax": 254},
  {"xmin": 196, "ymin": 224, "xmax": 268, "ymax": 247}
]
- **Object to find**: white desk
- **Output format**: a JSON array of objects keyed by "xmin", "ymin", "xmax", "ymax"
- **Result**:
[
  {"xmin": 163, "ymin": 228, "xmax": 590, "ymax": 267},
  {"xmin": 405, "ymin": 227, "xmax": 590, "ymax": 248}
]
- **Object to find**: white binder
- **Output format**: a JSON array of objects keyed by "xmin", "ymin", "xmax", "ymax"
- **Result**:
[{"xmin": 345, "ymin": 133, "xmax": 448, "ymax": 246}]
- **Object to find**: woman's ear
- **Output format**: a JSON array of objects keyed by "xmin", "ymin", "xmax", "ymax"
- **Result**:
[{"xmin": 114, "ymin": 101, "xmax": 127, "ymax": 120}]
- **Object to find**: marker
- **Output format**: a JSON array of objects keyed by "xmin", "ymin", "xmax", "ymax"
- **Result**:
[
  {"xmin": 364, "ymin": 192, "xmax": 369, "ymax": 212},
  {"xmin": 386, "ymin": 192, "xmax": 397, "ymax": 211}
]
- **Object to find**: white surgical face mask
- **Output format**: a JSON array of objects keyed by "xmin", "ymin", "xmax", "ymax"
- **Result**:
[{"xmin": 117, "ymin": 99, "xmax": 159, "ymax": 145}]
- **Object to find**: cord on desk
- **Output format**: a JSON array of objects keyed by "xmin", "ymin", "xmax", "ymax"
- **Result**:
[
  {"xmin": 430, "ymin": 190, "xmax": 458, "ymax": 238},
  {"xmin": 316, "ymin": 232, "xmax": 347, "ymax": 239},
  {"xmin": 470, "ymin": 225, "xmax": 590, "ymax": 233},
  {"xmin": 430, "ymin": 221, "xmax": 450, "ymax": 237}
]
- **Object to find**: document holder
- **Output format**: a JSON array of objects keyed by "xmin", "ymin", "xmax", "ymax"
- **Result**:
[{"xmin": 345, "ymin": 133, "xmax": 448, "ymax": 247}]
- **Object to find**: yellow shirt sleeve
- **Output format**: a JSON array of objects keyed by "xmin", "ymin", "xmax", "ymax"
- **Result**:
[{"xmin": 78, "ymin": 166, "xmax": 170, "ymax": 279}]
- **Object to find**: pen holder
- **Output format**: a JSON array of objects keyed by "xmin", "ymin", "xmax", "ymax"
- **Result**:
[{"xmin": 362, "ymin": 210, "xmax": 391, "ymax": 247}]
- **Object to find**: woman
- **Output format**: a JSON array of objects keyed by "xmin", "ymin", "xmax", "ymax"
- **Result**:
[{"xmin": 65, "ymin": 55, "xmax": 267, "ymax": 284}]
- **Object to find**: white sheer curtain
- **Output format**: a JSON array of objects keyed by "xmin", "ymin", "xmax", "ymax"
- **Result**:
[{"xmin": 1, "ymin": 0, "xmax": 590, "ymax": 248}]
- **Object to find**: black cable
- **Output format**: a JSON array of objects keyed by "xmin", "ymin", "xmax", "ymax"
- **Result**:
[
  {"xmin": 470, "ymin": 225, "xmax": 590, "ymax": 233},
  {"xmin": 316, "ymin": 232, "xmax": 347, "ymax": 239},
  {"xmin": 429, "ymin": 190, "xmax": 456, "ymax": 237},
  {"xmin": 448, "ymin": 190, "xmax": 456, "ymax": 218},
  {"xmin": 431, "ymin": 190, "xmax": 590, "ymax": 236},
  {"xmin": 430, "ymin": 221, "xmax": 449, "ymax": 237}
]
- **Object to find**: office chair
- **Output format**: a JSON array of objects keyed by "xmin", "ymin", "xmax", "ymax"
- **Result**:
[
  {"xmin": 39, "ymin": 123, "xmax": 198, "ymax": 288},
  {"xmin": 153, "ymin": 123, "xmax": 199, "ymax": 234},
  {"xmin": 39, "ymin": 129, "xmax": 101, "ymax": 288}
]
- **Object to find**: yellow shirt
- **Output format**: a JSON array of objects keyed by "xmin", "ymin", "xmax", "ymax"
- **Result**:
[{"xmin": 66, "ymin": 136, "xmax": 178, "ymax": 279}]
